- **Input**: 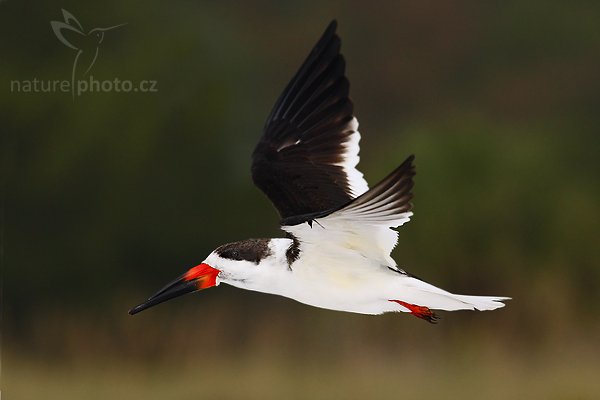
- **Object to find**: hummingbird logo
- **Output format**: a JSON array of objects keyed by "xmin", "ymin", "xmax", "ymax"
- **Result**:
[{"xmin": 50, "ymin": 9, "xmax": 126, "ymax": 98}]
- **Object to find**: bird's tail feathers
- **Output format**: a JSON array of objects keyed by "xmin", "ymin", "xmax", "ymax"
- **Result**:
[
  {"xmin": 449, "ymin": 294, "xmax": 510, "ymax": 311},
  {"xmin": 393, "ymin": 276, "xmax": 510, "ymax": 312}
]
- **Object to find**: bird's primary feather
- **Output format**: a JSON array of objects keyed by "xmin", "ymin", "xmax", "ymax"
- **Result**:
[{"xmin": 252, "ymin": 20, "xmax": 368, "ymax": 221}]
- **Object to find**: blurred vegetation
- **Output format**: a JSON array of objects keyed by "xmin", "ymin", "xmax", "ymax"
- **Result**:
[{"xmin": 2, "ymin": 1, "xmax": 599, "ymax": 399}]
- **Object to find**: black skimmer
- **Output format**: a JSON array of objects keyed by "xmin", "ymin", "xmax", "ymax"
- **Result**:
[{"xmin": 129, "ymin": 21, "xmax": 509, "ymax": 322}]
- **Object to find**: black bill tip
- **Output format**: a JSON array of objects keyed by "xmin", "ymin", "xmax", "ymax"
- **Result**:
[
  {"xmin": 128, "ymin": 303, "xmax": 150, "ymax": 315},
  {"xmin": 128, "ymin": 278, "xmax": 199, "ymax": 316}
]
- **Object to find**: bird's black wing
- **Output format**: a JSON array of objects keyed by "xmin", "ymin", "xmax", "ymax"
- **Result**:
[{"xmin": 252, "ymin": 20, "xmax": 369, "ymax": 222}]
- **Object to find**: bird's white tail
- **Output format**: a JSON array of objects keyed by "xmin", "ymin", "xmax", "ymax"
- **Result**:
[
  {"xmin": 392, "ymin": 276, "xmax": 510, "ymax": 313},
  {"xmin": 450, "ymin": 294, "xmax": 509, "ymax": 311}
]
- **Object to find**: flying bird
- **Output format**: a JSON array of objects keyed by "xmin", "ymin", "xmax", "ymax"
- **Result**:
[{"xmin": 129, "ymin": 21, "xmax": 509, "ymax": 322}]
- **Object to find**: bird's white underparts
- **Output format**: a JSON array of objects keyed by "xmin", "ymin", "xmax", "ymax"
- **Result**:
[{"xmin": 129, "ymin": 21, "xmax": 509, "ymax": 323}]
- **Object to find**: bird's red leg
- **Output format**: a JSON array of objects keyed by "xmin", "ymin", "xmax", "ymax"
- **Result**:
[{"xmin": 389, "ymin": 300, "xmax": 440, "ymax": 323}]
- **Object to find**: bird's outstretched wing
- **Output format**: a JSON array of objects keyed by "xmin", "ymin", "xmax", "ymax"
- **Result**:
[
  {"xmin": 252, "ymin": 20, "xmax": 369, "ymax": 222},
  {"xmin": 283, "ymin": 155, "xmax": 415, "ymax": 267}
]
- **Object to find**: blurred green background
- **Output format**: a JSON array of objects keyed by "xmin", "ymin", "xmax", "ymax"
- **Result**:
[{"xmin": 2, "ymin": 1, "xmax": 600, "ymax": 399}]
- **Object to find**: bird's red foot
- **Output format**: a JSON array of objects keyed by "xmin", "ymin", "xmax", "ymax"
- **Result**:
[{"xmin": 389, "ymin": 300, "xmax": 440, "ymax": 323}]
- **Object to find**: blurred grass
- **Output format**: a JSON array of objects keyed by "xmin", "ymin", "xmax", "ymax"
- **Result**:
[{"xmin": 6, "ymin": 339, "xmax": 600, "ymax": 400}]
